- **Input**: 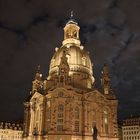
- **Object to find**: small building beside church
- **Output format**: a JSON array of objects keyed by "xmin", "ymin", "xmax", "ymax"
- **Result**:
[
  {"xmin": 122, "ymin": 116, "xmax": 140, "ymax": 140},
  {"xmin": 0, "ymin": 122, "xmax": 23, "ymax": 140}
]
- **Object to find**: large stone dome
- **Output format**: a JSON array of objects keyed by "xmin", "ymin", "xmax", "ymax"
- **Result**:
[
  {"xmin": 49, "ymin": 45, "xmax": 93, "ymax": 78},
  {"xmin": 47, "ymin": 16, "xmax": 95, "ymax": 88}
]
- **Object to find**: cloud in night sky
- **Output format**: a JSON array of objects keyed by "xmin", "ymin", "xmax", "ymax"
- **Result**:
[{"xmin": 0, "ymin": 0, "xmax": 140, "ymax": 121}]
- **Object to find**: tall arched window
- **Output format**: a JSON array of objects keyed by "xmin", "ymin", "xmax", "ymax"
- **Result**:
[
  {"xmin": 74, "ymin": 107, "xmax": 80, "ymax": 132},
  {"xmin": 57, "ymin": 104, "xmax": 64, "ymax": 131},
  {"xmin": 73, "ymin": 30, "xmax": 77, "ymax": 38},
  {"xmin": 104, "ymin": 110, "xmax": 109, "ymax": 134},
  {"xmin": 75, "ymin": 107, "xmax": 79, "ymax": 119},
  {"xmin": 82, "ymin": 57, "xmax": 86, "ymax": 66},
  {"xmin": 58, "ymin": 104, "xmax": 64, "ymax": 112}
]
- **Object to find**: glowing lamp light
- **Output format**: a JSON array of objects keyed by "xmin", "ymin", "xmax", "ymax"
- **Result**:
[
  {"xmin": 55, "ymin": 47, "xmax": 59, "ymax": 52},
  {"xmin": 92, "ymin": 127, "xmax": 93, "ymax": 134},
  {"xmin": 66, "ymin": 44, "xmax": 70, "ymax": 48},
  {"xmin": 80, "ymin": 45, "xmax": 84, "ymax": 50}
]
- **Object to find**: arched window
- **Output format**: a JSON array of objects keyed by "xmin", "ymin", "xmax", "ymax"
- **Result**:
[
  {"xmin": 75, "ymin": 107, "xmax": 79, "ymax": 119},
  {"xmin": 104, "ymin": 88, "xmax": 108, "ymax": 94},
  {"xmin": 58, "ymin": 104, "xmax": 64, "ymax": 112},
  {"xmin": 73, "ymin": 31, "xmax": 77, "ymax": 38},
  {"xmin": 104, "ymin": 110, "xmax": 109, "ymax": 134},
  {"xmin": 74, "ymin": 107, "xmax": 80, "ymax": 132},
  {"xmin": 82, "ymin": 57, "xmax": 86, "ymax": 66},
  {"xmin": 57, "ymin": 104, "xmax": 64, "ymax": 131},
  {"xmin": 66, "ymin": 31, "xmax": 71, "ymax": 38}
]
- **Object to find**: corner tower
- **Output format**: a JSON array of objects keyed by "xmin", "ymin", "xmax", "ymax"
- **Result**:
[{"xmin": 48, "ymin": 12, "xmax": 94, "ymax": 89}]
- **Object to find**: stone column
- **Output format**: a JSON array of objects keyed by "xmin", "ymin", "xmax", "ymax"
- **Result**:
[{"xmin": 23, "ymin": 102, "xmax": 30, "ymax": 137}]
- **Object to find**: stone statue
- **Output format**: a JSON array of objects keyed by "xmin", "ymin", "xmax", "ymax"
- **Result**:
[{"xmin": 93, "ymin": 125, "xmax": 98, "ymax": 140}]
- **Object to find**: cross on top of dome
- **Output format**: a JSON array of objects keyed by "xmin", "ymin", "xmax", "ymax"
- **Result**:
[
  {"xmin": 66, "ymin": 11, "xmax": 78, "ymax": 25},
  {"xmin": 70, "ymin": 11, "xmax": 73, "ymax": 19}
]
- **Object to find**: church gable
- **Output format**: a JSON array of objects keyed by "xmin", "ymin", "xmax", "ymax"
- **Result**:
[
  {"xmin": 84, "ymin": 90, "xmax": 105, "ymax": 102},
  {"xmin": 47, "ymin": 87, "xmax": 82, "ymax": 99},
  {"xmin": 30, "ymin": 91, "xmax": 44, "ymax": 102}
]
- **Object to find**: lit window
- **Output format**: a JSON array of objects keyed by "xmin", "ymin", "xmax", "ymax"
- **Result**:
[
  {"xmin": 104, "ymin": 88, "xmax": 108, "ymax": 94},
  {"xmin": 103, "ymin": 110, "xmax": 108, "ymax": 134}
]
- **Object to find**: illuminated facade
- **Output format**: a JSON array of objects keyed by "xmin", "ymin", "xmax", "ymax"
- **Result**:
[
  {"xmin": 23, "ymin": 14, "xmax": 119, "ymax": 140},
  {"xmin": 0, "ymin": 122, "xmax": 23, "ymax": 140},
  {"xmin": 122, "ymin": 117, "xmax": 140, "ymax": 140}
]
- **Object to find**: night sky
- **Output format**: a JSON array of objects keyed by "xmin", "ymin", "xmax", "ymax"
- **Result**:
[{"xmin": 0, "ymin": 0, "xmax": 140, "ymax": 122}]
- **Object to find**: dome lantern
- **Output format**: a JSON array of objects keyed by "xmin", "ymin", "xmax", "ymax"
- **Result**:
[
  {"xmin": 48, "ymin": 13, "xmax": 95, "ymax": 89},
  {"xmin": 63, "ymin": 11, "xmax": 80, "ymax": 46}
]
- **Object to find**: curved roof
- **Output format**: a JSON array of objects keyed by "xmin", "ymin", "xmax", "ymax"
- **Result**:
[{"xmin": 49, "ymin": 45, "xmax": 93, "ymax": 79}]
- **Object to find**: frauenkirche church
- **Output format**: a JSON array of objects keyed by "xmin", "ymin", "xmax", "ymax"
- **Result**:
[{"xmin": 23, "ymin": 14, "xmax": 119, "ymax": 140}]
